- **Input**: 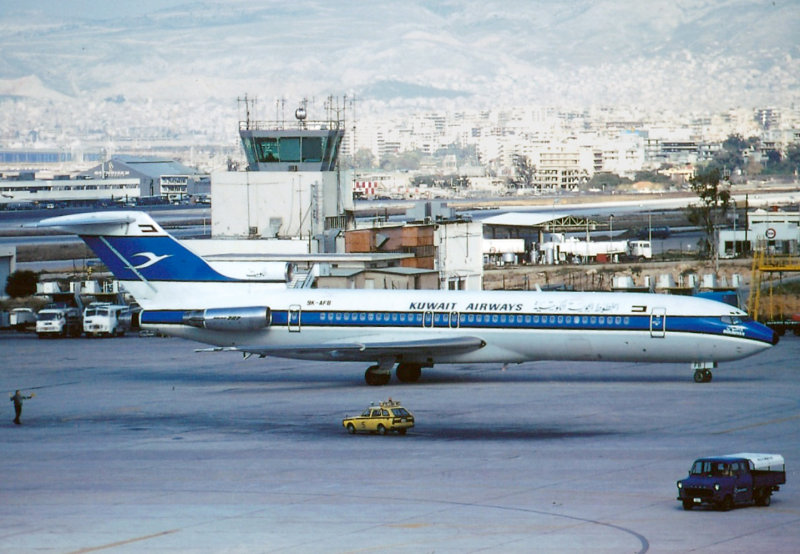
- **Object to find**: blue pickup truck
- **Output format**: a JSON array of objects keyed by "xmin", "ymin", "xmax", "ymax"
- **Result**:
[{"xmin": 677, "ymin": 453, "xmax": 785, "ymax": 511}]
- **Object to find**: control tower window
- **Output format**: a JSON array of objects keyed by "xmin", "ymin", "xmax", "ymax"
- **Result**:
[
  {"xmin": 255, "ymin": 138, "xmax": 279, "ymax": 162},
  {"xmin": 302, "ymin": 137, "xmax": 323, "ymax": 162},
  {"xmin": 280, "ymin": 138, "xmax": 301, "ymax": 162}
]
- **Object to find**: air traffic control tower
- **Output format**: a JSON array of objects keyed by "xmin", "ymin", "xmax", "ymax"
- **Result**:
[
  {"xmin": 211, "ymin": 97, "xmax": 355, "ymax": 249},
  {"xmin": 239, "ymin": 104, "xmax": 343, "ymax": 173}
]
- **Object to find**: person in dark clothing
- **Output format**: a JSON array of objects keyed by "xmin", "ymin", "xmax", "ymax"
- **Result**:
[{"xmin": 10, "ymin": 390, "xmax": 33, "ymax": 425}]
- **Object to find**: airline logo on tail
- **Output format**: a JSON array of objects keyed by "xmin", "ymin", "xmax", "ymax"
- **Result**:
[{"xmin": 131, "ymin": 252, "xmax": 173, "ymax": 270}]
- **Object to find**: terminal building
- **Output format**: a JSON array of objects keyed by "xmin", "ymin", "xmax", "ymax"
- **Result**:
[
  {"xmin": 77, "ymin": 156, "xmax": 209, "ymax": 201},
  {"xmin": 1, "ymin": 155, "xmax": 208, "ymax": 208}
]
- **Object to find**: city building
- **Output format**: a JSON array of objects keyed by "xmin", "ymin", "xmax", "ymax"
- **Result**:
[
  {"xmin": 346, "ymin": 202, "xmax": 483, "ymax": 290},
  {"xmin": 718, "ymin": 209, "xmax": 800, "ymax": 258},
  {"xmin": 77, "ymin": 155, "xmax": 209, "ymax": 201},
  {"xmin": 0, "ymin": 172, "xmax": 140, "ymax": 207},
  {"xmin": 0, "ymin": 245, "xmax": 15, "ymax": 300}
]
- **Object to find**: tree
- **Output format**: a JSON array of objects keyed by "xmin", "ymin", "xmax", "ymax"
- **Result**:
[
  {"xmin": 508, "ymin": 155, "xmax": 536, "ymax": 189},
  {"xmin": 707, "ymin": 134, "xmax": 749, "ymax": 174},
  {"xmin": 5, "ymin": 270, "xmax": 38, "ymax": 298},
  {"xmin": 379, "ymin": 150, "xmax": 422, "ymax": 171},
  {"xmin": 352, "ymin": 148, "xmax": 376, "ymax": 170},
  {"xmin": 685, "ymin": 168, "xmax": 730, "ymax": 259},
  {"xmin": 586, "ymin": 172, "xmax": 631, "ymax": 191},
  {"xmin": 633, "ymin": 170, "xmax": 671, "ymax": 185}
]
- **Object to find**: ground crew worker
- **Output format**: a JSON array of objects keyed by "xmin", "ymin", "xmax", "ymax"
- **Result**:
[{"xmin": 10, "ymin": 390, "xmax": 33, "ymax": 425}]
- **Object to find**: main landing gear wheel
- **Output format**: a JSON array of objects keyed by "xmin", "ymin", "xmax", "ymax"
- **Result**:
[
  {"xmin": 365, "ymin": 365, "xmax": 391, "ymax": 386},
  {"xmin": 693, "ymin": 369, "xmax": 713, "ymax": 383},
  {"xmin": 396, "ymin": 363, "xmax": 422, "ymax": 383}
]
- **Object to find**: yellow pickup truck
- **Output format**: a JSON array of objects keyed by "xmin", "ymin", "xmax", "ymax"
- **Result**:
[{"xmin": 342, "ymin": 399, "xmax": 414, "ymax": 435}]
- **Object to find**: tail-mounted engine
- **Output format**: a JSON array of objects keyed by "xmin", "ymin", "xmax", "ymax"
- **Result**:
[{"xmin": 182, "ymin": 306, "xmax": 271, "ymax": 332}]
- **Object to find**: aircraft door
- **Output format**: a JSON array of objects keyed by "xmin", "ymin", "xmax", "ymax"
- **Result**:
[
  {"xmin": 288, "ymin": 305, "xmax": 301, "ymax": 332},
  {"xmin": 650, "ymin": 307, "xmax": 666, "ymax": 338},
  {"xmin": 422, "ymin": 311, "xmax": 434, "ymax": 328},
  {"xmin": 449, "ymin": 311, "xmax": 460, "ymax": 328}
]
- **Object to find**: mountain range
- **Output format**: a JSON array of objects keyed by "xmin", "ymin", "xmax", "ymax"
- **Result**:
[{"xmin": 1, "ymin": 0, "xmax": 799, "ymax": 130}]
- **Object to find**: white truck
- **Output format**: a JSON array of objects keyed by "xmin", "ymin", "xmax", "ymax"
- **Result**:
[
  {"xmin": 9, "ymin": 307, "xmax": 37, "ymax": 331},
  {"xmin": 36, "ymin": 306, "xmax": 83, "ymax": 338},
  {"xmin": 539, "ymin": 236, "xmax": 653, "ymax": 264},
  {"xmin": 83, "ymin": 304, "xmax": 130, "ymax": 337},
  {"xmin": 628, "ymin": 240, "xmax": 652, "ymax": 261}
]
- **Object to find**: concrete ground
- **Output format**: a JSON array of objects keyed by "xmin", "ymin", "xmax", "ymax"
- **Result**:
[{"xmin": 2, "ymin": 331, "xmax": 799, "ymax": 553}]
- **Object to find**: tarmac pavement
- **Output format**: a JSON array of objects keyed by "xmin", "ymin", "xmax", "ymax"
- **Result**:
[{"xmin": 2, "ymin": 331, "xmax": 799, "ymax": 553}]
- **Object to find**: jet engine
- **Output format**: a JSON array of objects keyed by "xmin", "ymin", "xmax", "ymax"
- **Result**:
[{"xmin": 182, "ymin": 306, "xmax": 271, "ymax": 331}]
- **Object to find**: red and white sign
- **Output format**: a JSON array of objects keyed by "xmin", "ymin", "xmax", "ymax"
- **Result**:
[
  {"xmin": 353, "ymin": 181, "xmax": 378, "ymax": 196},
  {"xmin": 765, "ymin": 227, "xmax": 777, "ymax": 239}
]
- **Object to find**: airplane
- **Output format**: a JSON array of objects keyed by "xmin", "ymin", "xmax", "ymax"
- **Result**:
[{"xmin": 37, "ymin": 211, "xmax": 778, "ymax": 385}]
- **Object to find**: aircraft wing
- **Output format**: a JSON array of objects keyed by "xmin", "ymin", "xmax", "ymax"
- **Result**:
[{"xmin": 197, "ymin": 335, "xmax": 486, "ymax": 362}]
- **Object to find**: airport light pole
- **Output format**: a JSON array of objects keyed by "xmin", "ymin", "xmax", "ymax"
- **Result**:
[{"xmin": 732, "ymin": 198, "xmax": 737, "ymax": 258}]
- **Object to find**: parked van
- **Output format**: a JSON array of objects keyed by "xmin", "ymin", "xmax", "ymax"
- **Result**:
[
  {"xmin": 36, "ymin": 307, "xmax": 83, "ymax": 338},
  {"xmin": 9, "ymin": 308, "xmax": 37, "ymax": 331},
  {"xmin": 83, "ymin": 304, "xmax": 129, "ymax": 337}
]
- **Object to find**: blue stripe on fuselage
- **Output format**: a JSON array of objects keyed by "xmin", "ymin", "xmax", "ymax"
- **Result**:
[{"xmin": 140, "ymin": 309, "xmax": 775, "ymax": 345}]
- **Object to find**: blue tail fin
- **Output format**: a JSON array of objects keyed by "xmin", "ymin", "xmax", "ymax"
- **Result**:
[{"xmin": 37, "ymin": 211, "xmax": 232, "ymax": 282}]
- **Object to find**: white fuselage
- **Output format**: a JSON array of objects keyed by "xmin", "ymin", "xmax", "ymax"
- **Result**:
[{"xmin": 131, "ymin": 282, "xmax": 772, "ymax": 365}]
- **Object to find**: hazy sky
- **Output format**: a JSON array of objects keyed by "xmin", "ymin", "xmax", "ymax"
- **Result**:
[{"xmin": 0, "ymin": 0, "xmax": 189, "ymax": 19}]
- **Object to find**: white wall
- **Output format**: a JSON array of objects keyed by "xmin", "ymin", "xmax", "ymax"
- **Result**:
[
  {"xmin": 436, "ymin": 220, "xmax": 483, "ymax": 290},
  {"xmin": 210, "ymin": 171, "xmax": 353, "ymax": 239}
]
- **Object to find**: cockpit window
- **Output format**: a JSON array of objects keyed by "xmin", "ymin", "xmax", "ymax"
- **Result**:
[{"xmin": 721, "ymin": 316, "xmax": 742, "ymax": 325}]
